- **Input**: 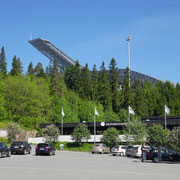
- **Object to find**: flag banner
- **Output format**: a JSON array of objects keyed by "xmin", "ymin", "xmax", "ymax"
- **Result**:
[
  {"xmin": 165, "ymin": 105, "xmax": 170, "ymax": 115},
  {"xmin": 129, "ymin": 106, "xmax": 135, "ymax": 115},
  {"xmin": 95, "ymin": 107, "xmax": 99, "ymax": 116},
  {"xmin": 62, "ymin": 108, "xmax": 65, "ymax": 117}
]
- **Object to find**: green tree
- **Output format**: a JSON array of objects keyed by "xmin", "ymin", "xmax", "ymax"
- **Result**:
[
  {"xmin": 167, "ymin": 126, "xmax": 180, "ymax": 151},
  {"xmin": 50, "ymin": 59, "xmax": 63, "ymax": 97},
  {"xmin": 42, "ymin": 124, "xmax": 60, "ymax": 143},
  {"xmin": 11, "ymin": 56, "xmax": 22, "ymax": 76},
  {"xmin": 148, "ymin": 124, "xmax": 170, "ymax": 147},
  {"xmin": 27, "ymin": 61, "xmax": 34, "ymax": 75},
  {"xmin": 102, "ymin": 127, "xmax": 120, "ymax": 148},
  {"xmin": 97, "ymin": 61, "xmax": 111, "ymax": 109},
  {"xmin": 79, "ymin": 63, "xmax": 91, "ymax": 99},
  {"xmin": 34, "ymin": 62, "xmax": 44, "ymax": 77},
  {"xmin": 0, "ymin": 46, "xmax": 7, "ymax": 76},
  {"xmin": 133, "ymin": 80, "xmax": 148, "ymax": 116},
  {"xmin": 71, "ymin": 123, "xmax": 90, "ymax": 144},
  {"xmin": 71, "ymin": 61, "xmax": 81, "ymax": 93},
  {"xmin": 3, "ymin": 76, "xmax": 51, "ymax": 128},
  {"xmin": 108, "ymin": 58, "xmax": 119, "ymax": 113},
  {"xmin": 91, "ymin": 64, "xmax": 98, "ymax": 101},
  {"xmin": 7, "ymin": 123, "xmax": 21, "ymax": 143},
  {"xmin": 122, "ymin": 67, "xmax": 133, "ymax": 109},
  {"xmin": 124, "ymin": 118, "xmax": 148, "ymax": 144}
]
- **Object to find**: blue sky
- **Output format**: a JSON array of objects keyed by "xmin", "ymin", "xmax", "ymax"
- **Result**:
[{"xmin": 0, "ymin": 0, "xmax": 180, "ymax": 83}]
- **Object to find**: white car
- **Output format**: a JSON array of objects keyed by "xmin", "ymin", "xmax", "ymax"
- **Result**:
[
  {"xmin": 131, "ymin": 145, "xmax": 150, "ymax": 158},
  {"xmin": 111, "ymin": 145, "xmax": 127, "ymax": 156}
]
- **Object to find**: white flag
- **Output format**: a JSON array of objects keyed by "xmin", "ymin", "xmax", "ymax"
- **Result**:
[
  {"xmin": 165, "ymin": 105, "xmax": 170, "ymax": 115},
  {"xmin": 62, "ymin": 108, "xmax": 65, "ymax": 117},
  {"xmin": 129, "ymin": 106, "xmax": 135, "ymax": 115},
  {"xmin": 95, "ymin": 107, "xmax": 99, "ymax": 116}
]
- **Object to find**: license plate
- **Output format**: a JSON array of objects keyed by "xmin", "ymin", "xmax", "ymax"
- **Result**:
[
  {"xmin": 40, "ymin": 148, "xmax": 44, "ymax": 150},
  {"xmin": 14, "ymin": 146, "xmax": 18, "ymax": 148}
]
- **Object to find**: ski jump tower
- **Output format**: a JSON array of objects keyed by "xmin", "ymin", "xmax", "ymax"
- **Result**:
[{"xmin": 29, "ymin": 38, "xmax": 76, "ymax": 69}]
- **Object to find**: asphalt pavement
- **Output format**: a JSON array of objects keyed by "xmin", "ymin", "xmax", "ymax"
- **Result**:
[{"xmin": 0, "ymin": 149, "xmax": 180, "ymax": 180}]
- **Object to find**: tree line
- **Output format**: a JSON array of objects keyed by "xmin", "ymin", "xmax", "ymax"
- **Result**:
[{"xmin": 0, "ymin": 46, "xmax": 180, "ymax": 129}]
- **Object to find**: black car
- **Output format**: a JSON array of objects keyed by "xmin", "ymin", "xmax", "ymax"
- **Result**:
[
  {"xmin": 11, "ymin": 141, "xmax": 31, "ymax": 155},
  {"xmin": 36, "ymin": 143, "xmax": 55, "ymax": 156},
  {"xmin": 0, "ymin": 142, "xmax": 11, "ymax": 158},
  {"xmin": 146, "ymin": 147, "xmax": 180, "ymax": 162}
]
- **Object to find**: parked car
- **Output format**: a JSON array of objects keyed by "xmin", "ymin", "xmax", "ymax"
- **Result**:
[
  {"xmin": 111, "ymin": 145, "xmax": 127, "ymax": 156},
  {"xmin": 91, "ymin": 144, "xmax": 110, "ymax": 154},
  {"xmin": 35, "ymin": 143, "xmax": 55, "ymax": 156},
  {"xmin": 0, "ymin": 142, "xmax": 11, "ymax": 158},
  {"xmin": 10, "ymin": 141, "xmax": 31, "ymax": 155},
  {"xmin": 131, "ymin": 145, "xmax": 150, "ymax": 158},
  {"xmin": 125, "ymin": 145, "xmax": 134, "ymax": 157},
  {"xmin": 146, "ymin": 147, "xmax": 180, "ymax": 162}
]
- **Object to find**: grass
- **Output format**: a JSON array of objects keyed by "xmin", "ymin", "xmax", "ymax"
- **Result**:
[
  {"xmin": 0, "ymin": 122, "xmax": 8, "ymax": 129},
  {"xmin": 55, "ymin": 142, "xmax": 93, "ymax": 152}
]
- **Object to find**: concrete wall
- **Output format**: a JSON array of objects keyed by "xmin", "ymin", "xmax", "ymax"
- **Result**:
[
  {"xmin": 0, "ymin": 130, "xmax": 7, "ymax": 137},
  {"xmin": 28, "ymin": 135, "xmax": 126, "ymax": 144}
]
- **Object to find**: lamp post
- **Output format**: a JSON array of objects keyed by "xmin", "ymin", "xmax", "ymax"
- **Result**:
[{"xmin": 126, "ymin": 34, "xmax": 132, "ymax": 122}]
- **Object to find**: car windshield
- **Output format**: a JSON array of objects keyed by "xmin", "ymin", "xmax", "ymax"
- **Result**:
[
  {"xmin": 133, "ymin": 147, "xmax": 139, "ymax": 150},
  {"xmin": 94, "ymin": 144, "xmax": 101, "ymax": 147},
  {"xmin": 12, "ymin": 142, "xmax": 23, "ymax": 145},
  {"xmin": 37, "ymin": 144, "xmax": 49, "ymax": 147},
  {"xmin": 113, "ymin": 146, "xmax": 119, "ymax": 149},
  {"xmin": 121, "ymin": 147, "xmax": 127, "ymax": 149}
]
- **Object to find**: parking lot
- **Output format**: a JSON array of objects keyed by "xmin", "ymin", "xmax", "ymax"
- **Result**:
[{"xmin": 0, "ymin": 150, "xmax": 180, "ymax": 180}]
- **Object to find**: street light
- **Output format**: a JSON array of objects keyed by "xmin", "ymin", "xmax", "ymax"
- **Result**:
[{"xmin": 126, "ymin": 34, "xmax": 132, "ymax": 122}]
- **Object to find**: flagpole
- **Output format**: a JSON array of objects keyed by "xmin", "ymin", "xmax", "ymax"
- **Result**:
[
  {"xmin": 165, "ymin": 105, "xmax": 167, "ymax": 130},
  {"xmin": 61, "ymin": 115, "xmax": 63, "ymax": 135},
  {"xmin": 94, "ymin": 114, "xmax": 96, "ymax": 144},
  {"xmin": 128, "ymin": 105, "xmax": 130, "ymax": 122}
]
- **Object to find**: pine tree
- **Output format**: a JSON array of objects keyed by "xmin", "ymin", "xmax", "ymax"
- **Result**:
[
  {"xmin": 91, "ymin": 65, "xmax": 98, "ymax": 101},
  {"xmin": 97, "ymin": 61, "xmax": 111, "ymax": 109},
  {"xmin": 71, "ymin": 61, "xmax": 81, "ymax": 93},
  {"xmin": 11, "ymin": 56, "xmax": 19, "ymax": 76},
  {"xmin": 108, "ymin": 58, "xmax": 119, "ymax": 113},
  {"xmin": 17, "ymin": 58, "xmax": 23, "ymax": 74},
  {"xmin": 27, "ymin": 61, "xmax": 34, "ymax": 75},
  {"xmin": 34, "ymin": 62, "xmax": 44, "ymax": 77},
  {"xmin": 133, "ymin": 80, "xmax": 148, "ymax": 116},
  {"xmin": 50, "ymin": 59, "xmax": 63, "ymax": 97},
  {"xmin": 0, "ymin": 46, "xmax": 7, "ymax": 76},
  {"xmin": 79, "ymin": 63, "xmax": 91, "ymax": 99},
  {"xmin": 122, "ymin": 67, "xmax": 133, "ymax": 109}
]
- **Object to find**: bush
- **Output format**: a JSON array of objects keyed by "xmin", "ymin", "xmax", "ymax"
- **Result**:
[
  {"xmin": 7, "ymin": 122, "xmax": 21, "ymax": 143},
  {"xmin": 71, "ymin": 123, "xmax": 90, "ymax": 144},
  {"xmin": 42, "ymin": 124, "xmax": 60, "ymax": 143},
  {"xmin": 102, "ymin": 127, "xmax": 120, "ymax": 148}
]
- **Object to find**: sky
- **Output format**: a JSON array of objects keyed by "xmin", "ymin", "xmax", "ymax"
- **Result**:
[{"xmin": 0, "ymin": 0, "xmax": 180, "ymax": 83}]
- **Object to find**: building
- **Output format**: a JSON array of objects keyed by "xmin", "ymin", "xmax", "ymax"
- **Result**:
[{"xmin": 40, "ymin": 116, "xmax": 180, "ymax": 135}]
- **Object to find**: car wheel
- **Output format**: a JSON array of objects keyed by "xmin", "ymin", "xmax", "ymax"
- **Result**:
[
  {"xmin": 23, "ymin": 149, "xmax": 27, "ymax": 155},
  {"xmin": 7, "ymin": 151, "xmax": 11, "ymax": 157},
  {"xmin": 49, "ymin": 151, "xmax": 53, "ymax": 156},
  {"xmin": 112, "ymin": 154, "xmax": 116, "ymax": 156},
  {"xmin": 120, "ymin": 152, "xmax": 124, "ymax": 156},
  {"xmin": 28, "ymin": 149, "xmax": 31, "ymax": 154},
  {"xmin": 91, "ymin": 152, "xmax": 94, "ymax": 154},
  {"xmin": 153, "ymin": 157, "xmax": 159, "ymax": 163}
]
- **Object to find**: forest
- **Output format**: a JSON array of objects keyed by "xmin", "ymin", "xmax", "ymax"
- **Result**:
[{"xmin": 0, "ymin": 46, "xmax": 180, "ymax": 129}]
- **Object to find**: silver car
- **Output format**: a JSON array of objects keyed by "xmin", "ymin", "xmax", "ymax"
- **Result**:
[
  {"xmin": 91, "ymin": 144, "xmax": 110, "ymax": 154},
  {"xmin": 111, "ymin": 145, "xmax": 127, "ymax": 156}
]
